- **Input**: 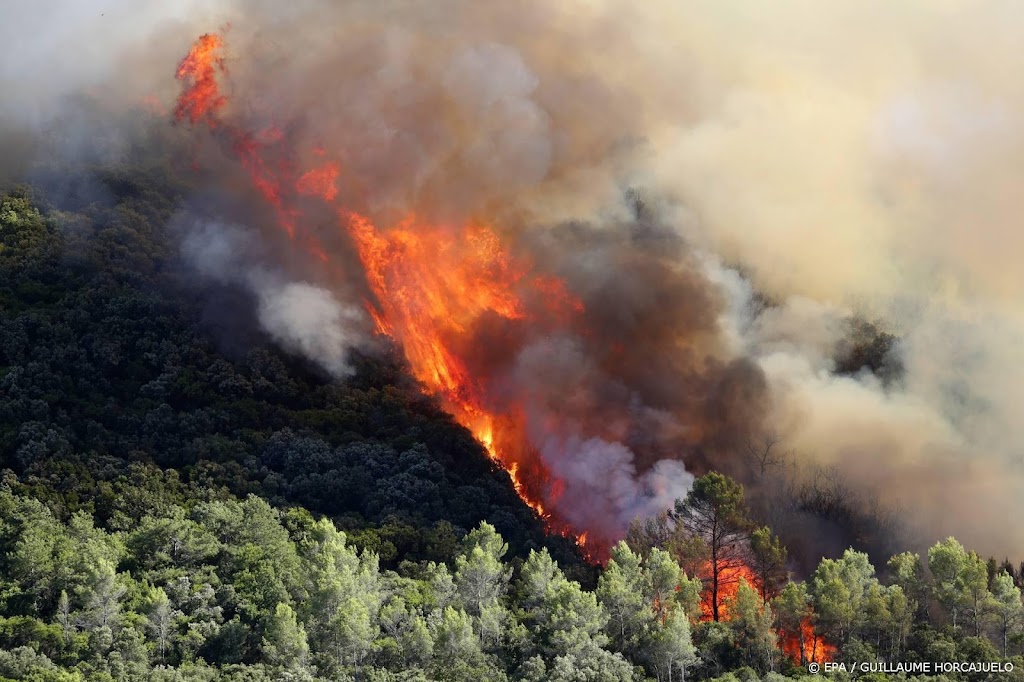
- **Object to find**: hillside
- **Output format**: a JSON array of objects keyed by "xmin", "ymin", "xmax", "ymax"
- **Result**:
[
  {"xmin": 1, "ymin": 169, "xmax": 1023, "ymax": 682},
  {"xmin": 0, "ymin": 175, "xmax": 586, "ymax": 576}
]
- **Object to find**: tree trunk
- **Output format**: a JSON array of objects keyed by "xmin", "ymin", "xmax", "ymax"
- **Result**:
[{"xmin": 711, "ymin": 522, "xmax": 720, "ymax": 622}]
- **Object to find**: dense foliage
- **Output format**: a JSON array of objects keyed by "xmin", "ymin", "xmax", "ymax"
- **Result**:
[
  {"xmin": 0, "ymin": 181, "xmax": 583, "ymax": 574},
  {"xmin": 3, "ymin": 181, "xmax": 1024, "ymax": 681},
  {"xmin": 1, "ymin": 479, "xmax": 1023, "ymax": 682}
]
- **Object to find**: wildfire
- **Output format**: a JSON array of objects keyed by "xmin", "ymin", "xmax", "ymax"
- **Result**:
[
  {"xmin": 174, "ymin": 33, "xmax": 226, "ymax": 126},
  {"xmin": 345, "ymin": 210, "xmax": 611, "ymax": 559},
  {"xmin": 698, "ymin": 559, "xmax": 835, "ymax": 665},
  {"xmin": 779, "ymin": 617, "xmax": 836, "ymax": 665},
  {"xmin": 174, "ymin": 33, "xmax": 331, "ymax": 257},
  {"xmin": 296, "ymin": 162, "xmax": 340, "ymax": 202},
  {"xmin": 344, "ymin": 210, "xmax": 583, "ymax": 532},
  {"xmin": 173, "ymin": 31, "xmax": 597, "ymax": 554},
  {"xmin": 507, "ymin": 463, "xmax": 546, "ymax": 517},
  {"xmin": 700, "ymin": 562, "xmax": 760, "ymax": 621}
]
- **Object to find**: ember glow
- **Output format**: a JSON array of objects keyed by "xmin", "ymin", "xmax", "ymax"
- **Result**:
[{"xmin": 780, "ymin": 618, "xmax": 836, "ymax": 666}]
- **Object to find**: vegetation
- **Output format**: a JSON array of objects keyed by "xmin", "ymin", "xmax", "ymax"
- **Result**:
[
  {"xmin": 0, "ymin": 181, "xmax": 582, "ymax": 575},
  {"xmin": 1, "ymin": 478, "xmax": 1023, "ymax": 681},
  {"xmin": 2, "ymin": 177, "xmax": 1024, "ymax": 681}
]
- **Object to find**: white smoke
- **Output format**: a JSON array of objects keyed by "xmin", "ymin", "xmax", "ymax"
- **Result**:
[
  {"xmin": 180, "ymin": 219, "xmax": 365, "ymax": 377},
  {"xmin": 255, "ymin": 282, "xmax": 363, "ymax": 378},
  {"xmin": 538, "ymin": 433, "xmax": 694, "ymax": 541}
]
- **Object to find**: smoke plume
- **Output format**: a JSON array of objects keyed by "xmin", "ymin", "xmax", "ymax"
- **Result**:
[
  {"xmin": 180, "ymin": 219, "xmax": 366, "ymax": 377},
  {"xmin": 5, "ymin": 0, "xmax": 1024, "ymax": 560}
]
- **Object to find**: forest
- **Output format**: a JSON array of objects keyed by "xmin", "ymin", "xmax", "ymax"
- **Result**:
[{"xmin": 2, "ymin": 166, "xmax": 1023, "ymax": 682}]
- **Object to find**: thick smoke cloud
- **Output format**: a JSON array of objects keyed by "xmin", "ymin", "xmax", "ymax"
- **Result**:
[{"xmin": 5, "ymin": 0, "xmax": 1024, "ymax": 557}]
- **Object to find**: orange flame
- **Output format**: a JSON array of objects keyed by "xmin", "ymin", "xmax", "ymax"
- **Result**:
[
  {"xmin": 296, "ymin": 162, "xmax": 340, "ymax": 202},
  {"xmin": 174, "ymin": 33, "xmax": 226, "ymax": 126},
  {"xmin": 344, "ymin": 210, "xmax": 581, "ymax": 531},
  {"xmin": 700, "ymin": 562, "xmax": 760, "ymax": 621},
  {"xmin": 780, "ymin": 617, "xmax": 836, "ymax": 664},
  {"xmin": 174, "ymin": 31, "xmax": 599, "ymax": 559},
  {"xmin": 175, "ymin": 33, "xmax": 330, "ymax": 256},
  {"xmin": 697, "ymin": 560, "xmax": 835, "ymax": 663}
]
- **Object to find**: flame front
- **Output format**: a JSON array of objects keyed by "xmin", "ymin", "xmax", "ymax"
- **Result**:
[
  {"xmin": 345, "ymin": 211, "xmax": 580, "ymax": 528},
  {"xmin": 173, "ymin": 32, "xmax": 597, "ymax": 553},
  {"xmin": 174, "ymin": 33, "xmax": 226, "ymax": 126}
]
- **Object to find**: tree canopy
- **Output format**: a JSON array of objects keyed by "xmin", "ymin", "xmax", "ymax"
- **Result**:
[{"xmin": 2, "ymin": 182, "xmax": 1023, "ymax": 681}]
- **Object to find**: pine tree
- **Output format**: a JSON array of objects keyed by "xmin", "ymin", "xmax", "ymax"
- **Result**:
[
  {"xmin": 991, "ymin": 571, "xmax": 1023, "ymax": 655},
  {"xmin": 672, "ymin": 473, "xmax": 752, "ymax": 622},
  {"xmin": 728, "ymin": 578, "xmax": 778, "ymax": 673},
  {"xmin": 262, "ymin": 602, "xmax": 310, "ymax": 672}
]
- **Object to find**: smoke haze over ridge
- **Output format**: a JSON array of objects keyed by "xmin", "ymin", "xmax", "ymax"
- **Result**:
[{"xmin": 4, "ymin": 0, "xmax": 1024, "ymax": 559}]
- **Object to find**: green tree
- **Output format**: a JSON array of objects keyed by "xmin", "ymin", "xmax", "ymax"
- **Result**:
[
  {"xmin": 547, "ymin": 645, "xmax": 636, "ymax": 682},
  {"xmin": 296, "ymin": 518, "xmax": 380, "ymax": 676},
  {"xmin": 884, "ymin": 584, "xmax": 913, "ymax": 661},
  {"xmin": 196, "ymin": 497, "xmax": 303, "ymax": 623},
  {"xmin": 400, "ymin": 614, "xmax": 434, "ymax": 669},
  {"xmin": 749, "ymin": 527, "xmax": 787, "ymax": 603},
  {"xmin": 146, "ymin": 587, "xmax": 180, "ymax": 664},
  {"xmin": 809, "ymin": 549, "xmax": 877, "ymax": 648},
  {"xmin": 432, "ymin": 606, "xmax": 479, "ymax": 660},
  {"xmin": 125, "ymin": 511, "xmax": 220, "ymax": 578},
  {"xmin": 647, "ymin": 548, "xmax": 699, "ymax": 623},
  {"xmin": 990, "ymin": 571, "xmax": 1023, "ymax": 655},
  {"xmin": 84, "ymin": 561, "xmax": 126, "ymax": 634},
  {"xmin": 55, "ymin": 590, "xmax": 76, "ymax": 647},
  {"xmin": 453, "ymin": 522, "xmax": 511, "ymax": 649},
  {"xmin": 517, "ymin": 548, "xmax": 609, "ymax": 660},
  {"xmin": 887, "ymin": 551, "xmax": 926, "ymax": 621},
  {"xmin": 598, "ymin": 542, "xmax": 650, "ymax": 657},
  {"xmin": 772, "ymin": 581, "xmax": 812, "ymax": 665},
  {"xmin": 727, "ymin": 578, "xmax": 778, "ymax": 673},
  {"xmin": 928, "ymin": 537, "xmax": 993, "ymax": 636},
  {"xmin": 672, "ymin": 473, "xmax": 752, "ymax": 622},
  {"xmin": 261, "ymin": 602, "xmax": 309, "ymax": 672},
  {"xmin": 647, "ymin": 605, "xmax": 699, "ymax": 682},
  {"xmin": 8, "ymin": 499, "xmax": 68, "ymax": 613}
]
